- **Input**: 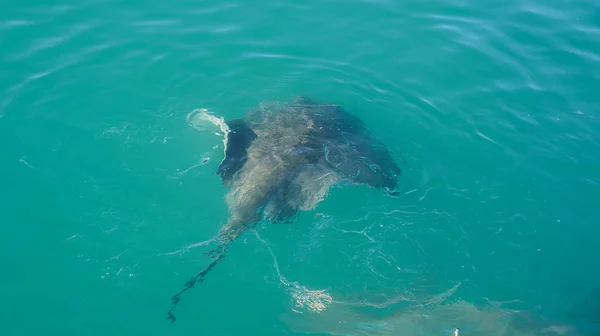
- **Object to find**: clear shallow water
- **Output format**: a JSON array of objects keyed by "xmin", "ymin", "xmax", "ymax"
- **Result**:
[{"xmin": 1, "ymin": 0, "xmax": 600, "ymax": 335}]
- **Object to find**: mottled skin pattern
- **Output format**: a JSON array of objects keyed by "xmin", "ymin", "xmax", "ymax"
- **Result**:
[{"xmin": 220, "ymin": 97, "xmax": 337, "ymax": 236}]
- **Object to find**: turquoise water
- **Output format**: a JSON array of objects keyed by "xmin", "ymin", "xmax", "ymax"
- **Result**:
[{"xmin": 2, "ymin": 0, "xmax": 600, "ymax": 335}]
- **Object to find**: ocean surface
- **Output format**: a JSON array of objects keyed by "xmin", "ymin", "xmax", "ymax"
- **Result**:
[{"xmin": 1, "ymin": 0, "xmax": 600, "ymax": 335}]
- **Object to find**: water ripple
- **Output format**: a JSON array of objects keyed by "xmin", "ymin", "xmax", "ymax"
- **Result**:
[
  {"xmin": 12, "ymin": 21, "xmax": 97, "ymax": 60},
  {"xmin": 2, "ymin": 0, "xmax": 600, "ymax": 334}
]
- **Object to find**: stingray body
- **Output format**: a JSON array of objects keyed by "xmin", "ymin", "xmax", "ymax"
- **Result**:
[{"xmin": 167, "ymin": 96, "xmax": 402, "ymax": 322}]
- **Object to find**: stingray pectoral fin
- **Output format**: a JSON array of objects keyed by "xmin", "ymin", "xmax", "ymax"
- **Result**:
[
  {"xmin": 336, "ymin": 158, "xmax": 400, "ymax": 192},
  {"xmin": 319, "ymin": 140, "xmax": 401, "ymax": 192},
  {"xmin": 217, "ymin": 119, "xmax": 257, "ymax": 184}
]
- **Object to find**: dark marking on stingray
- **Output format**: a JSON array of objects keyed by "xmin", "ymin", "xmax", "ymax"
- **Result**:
[{"xmin": 216, "ymin": 118, "xmax": 257, "ymax": 184}]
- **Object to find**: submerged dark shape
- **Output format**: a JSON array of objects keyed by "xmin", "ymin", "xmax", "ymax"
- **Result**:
[
  {"xmin": 167, "ymin": 96, "xmax": 402, "ymax": 322},
  {"xmin": 216, "ymin": 118, "xmax": 257, "ymax": 184}
]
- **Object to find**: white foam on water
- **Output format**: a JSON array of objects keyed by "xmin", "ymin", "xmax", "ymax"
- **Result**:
[
  {"xmin": 186, "ymin": 108, "xmax": 230, "ymax": 167},
  {"xmin": 253, "ymin": 230, "xmax": 333, "ymax": 313}
]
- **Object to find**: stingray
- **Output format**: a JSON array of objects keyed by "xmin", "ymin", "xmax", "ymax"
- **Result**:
[{"xmin": 166, "ymin": 96, "xmax": 402, "ymax": 322}]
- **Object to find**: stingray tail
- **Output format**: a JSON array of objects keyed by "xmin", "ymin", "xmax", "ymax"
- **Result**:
[{"xmin": 166, "ymin": 226, "xmax": 242, "ymax": 323}]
